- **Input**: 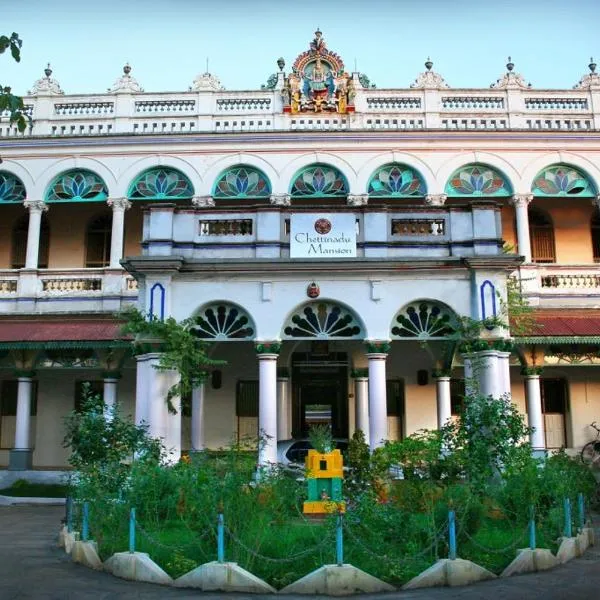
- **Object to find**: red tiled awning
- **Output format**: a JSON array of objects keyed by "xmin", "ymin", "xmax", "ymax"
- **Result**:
[{"xmin": 515, "ymin": 309, "xmax": 600, "ymax": 343}]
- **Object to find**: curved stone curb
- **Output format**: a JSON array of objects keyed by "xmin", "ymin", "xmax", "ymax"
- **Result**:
[
  {"xmin": 403, "ymin": 558, "xmax": 496, "ymax": 590},
  {"xmin": 72, "ymin": 540, "xmax": 103, "ymax": 570},
  {"xmin": 104, "ymin": 551, "xmax": 172, "ymax": 585},
  {"xmin": 501, "ymin": 548, "xmax": 559, "ymax": 577},
  {"xmin": 174, "ymin": 561, "xmax": 276, "ymax": 593}
]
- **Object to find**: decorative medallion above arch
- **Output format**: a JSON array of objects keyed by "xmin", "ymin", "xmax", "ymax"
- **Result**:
[
  {"xmin": 531, "ymin": 164, "xmax": 597, "ymax": 197},
  {"xmin": 192, "ymin": 303, "xmax": 255, "ymax": 340},
  {"xmin": 127, "ymin": 167, "xmax": 194, "ymax": 200},
  {"xmin": 0, "ymin": 171, "xmax": 26, "ymax": 203},
  {"xmin": 391, "ymin": 300, "xmax": 458, "ymax": 339},
  {"xmin": 212, "ymin": 165, "xmax": 271, "ymax": 200},
  {"xmin": 445, "ymin": 164, "xmax": 512, "ymax": 197},
  {"xmin": 289, "ymin": 164, "xmax": 349, "ymax": 198},
  {"xmin": 367, "ymin": 163, "xmax": 426, "ymax": 198},
  {"xmin": 283, "ymin": 301, "xmax": 363, "ymax": 339},
  {"xmin": 45, "ymin": 169, "xmax": 108, "ymax": 203}
]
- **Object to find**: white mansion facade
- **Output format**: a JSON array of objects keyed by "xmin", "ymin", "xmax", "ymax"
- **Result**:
[{"xmin": 1, "ymin": 31, "xmax": 600, "ymax": 469}]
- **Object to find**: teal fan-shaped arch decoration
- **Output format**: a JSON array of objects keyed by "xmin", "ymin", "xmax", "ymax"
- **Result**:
[
  {"xmin": 289, "ymin": 164, "xmax": 349, "ymax": 198},
  {"xmin": 127, "ymin": 168, "xmax": 194, "ymax": 200},
  {"xmin": 0, "ymin": 172, "xmax": 26, "ymax": 203},
  {"xmin": 191, "ymin": 303, "xmax": 255, "ymax": 340},
  {"xmin": 212, "ymin": 166, "xmax": 271, "ymax": 199},
  {"xmin": 367, "ymin": 163, "xmax": 426, "ymax": 197},
  {"xmin": 46, "ymin": 170, "xmax": 108, "ymax": 203},
  {"xmin": 532, "ymin": 164, "xmax": 597, "ymax": 197},
  {"xmin": 391, "ymin": 301, "xmax": 457, "ymax": 339},
  {"xmin": 283, "ymin": 302, "xmax": 363, "ymax": 339},
  {"xmin": 445, "ymin": 164, "xmax": 512, "ymax": 197}
]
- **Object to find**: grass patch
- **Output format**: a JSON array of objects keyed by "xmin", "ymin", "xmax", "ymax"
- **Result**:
[{"xmin": 0, "ymin": 480, "xmax": 68, "ymax": 497}]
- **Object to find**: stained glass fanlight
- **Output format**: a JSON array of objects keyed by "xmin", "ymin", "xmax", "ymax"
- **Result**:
[
  {"xmin": 290, "ymin": 164, "xmax": 349, "ymax": 197},
  {"xmin": 128, "ymin": 168, "xmax": 194, "ymax": 200},
  {"xmin": 192, "ymin": 303, "xmax": 255, "ymax": 340},
  {"xmin": 283, "ymin": 302, "xmax": 363, "ymax": 339},
  {"xmin": 0, "ymin": 172, "xmax": 26, "ymax": 203},
  {"xmin": 46, "ymin": 170, "xmax": 108, "ymax": 203},
  {"xmin": 367, "ymin": 163, "xmax": 426, "ymax": 197},
  {"xmin": 213, "ymin": 166, "xmax": 271, "ymax": 199},
  {"xmin": 391, "ymin": 301, "xmax": 457, "ymax": 339},
  {"xmin": 445, "ymin": 164, "xmax": 512, "ymax": 197},
  {"xmin": 532, "ymin": 164, "xmax": 596, "ymax": 197}
]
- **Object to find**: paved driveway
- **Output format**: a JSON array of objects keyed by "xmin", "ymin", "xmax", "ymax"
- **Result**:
[{"xmin": 1, "ymin": 505, "xmax": 599, "ymax": 599}]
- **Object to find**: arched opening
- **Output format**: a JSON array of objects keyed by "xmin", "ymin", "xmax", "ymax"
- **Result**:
[
  {"xmin": 445, "ymin": 163, "xmax": 513, "ymax": 198},
  {"xmin": 367, "ymin": 163, "xmax": 426, "ymax": 198},
  {"xmin": 592, "ymin": 210, "xmax": 600, "ymax": 262},
  {"xmin": 289, "ymin": 163, "xmax": 349, "ymax": 200},
  {"xmin": 127, "ymin": 167, "xmax": 194, "ymax": 201},
  {"xmin": 45, "ymin": 169, "xmax": 108, "ymax": 203},
  {"xmin": 212, "ymin": 165, "xmax": 271, "ymax": 201},
  {"xmin": 85, "ymin": 213, "xmax": 112, "ymax": 268},
  {"xmin": 529, "ymin": 206, "xmax": 556, "ymax": 263},
  {"xmin": 11, "ymin": 213, "xmax": 49, "ymax": 269}
]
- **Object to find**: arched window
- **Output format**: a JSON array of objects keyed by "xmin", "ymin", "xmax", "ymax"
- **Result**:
[
  {"xmin": 127, "ymin": 168, "xmax": 193, "ymax": 200},
  {"xmin": 11, "ymin": 213, "xmax": 49, "ymax": 269},
  {"xmin": 367, "ymin": 163, "xmax": 426, "ymax": 198},
  {"xmin": 391, "ymin": 300, "xmax": 457, "ymax": 339},
  {"xmin": 445, "ymin": 164, "xmax": 512, "ymax": 197},
  {"xmin": 283, "ymin": 302, "xmax": 363, "ymax": 339},
  {"xmin": 529, "ymin": 207, "xmax": 556, "ymax": 263},
  {"xmin": 212, "ymin": 166, "xmax": 271, "ymax": 199},
  {"xmin": 289, "ymin": 164, "xmax": 349, "ymax": 198},
  {"xmin": 532, "ymin": 164, "xmax": 596, "ymax": 197},
  {"xmin": 192, "ymin": 303, "xmax": 255, "ymax": 340},
  {"xmin": 0, "ymin": 172, "xmax": 26, "ymax": 203},
  {"xmin": 85, "ymin": 213, "xmax": 112, "ymax": 268},
  {"xmin": 46, "ymin": 170, "xmax": 108, "ymax": 203},
  {"xmin": 591, "ymin": 211, "xmax": 600, "ymax": 262}
]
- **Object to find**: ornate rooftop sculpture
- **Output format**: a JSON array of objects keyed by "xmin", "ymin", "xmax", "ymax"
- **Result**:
[
  {"xmin": 490, "ymin": 57, "xmax": 531, "ymax": 89},
  {"xmin": 108, "ymin": 63, "xmax": 144, "ymax": 93},
  {"xmin": 410, "ymin": 58, "xmax": 449, "ymax": 89},
  {"xmin": 281, "ymin": 29, "xmax": 356, "ymax": 114},
  {"xmin": 190, "ymin": 70, "xmax": 224, "ymax": 91},
  {"xmin": 574, "ymin": 58, "xmax": 600, "ymax": 89},
  {"xmin": 28, "ymin": 64, "xmax": 64, "ymax": 96}
]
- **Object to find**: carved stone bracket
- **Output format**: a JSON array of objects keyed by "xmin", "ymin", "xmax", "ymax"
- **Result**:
[
  {"xmin": 192, "ymin": 196, "xmax": 215, "ymax": 208},
  {"xmin": 425, "ymin": 194, "xmax": 447, "ymax": 206},
  {"xmin": 23, "ymin": 200, "xmax": 48, "ymax": 213},
  {"xmin": 347, "ymin": 193, "xmax": 369, "ymax": 207},
  {"xmin": 270, "ymin": 194, "xmax": 291, "ymax": 207},
  {"xmin": 510, "ymin": 194, "xmax": 534, "ymax": 207},
  {"xmin": 107, "ymin": 198, "xmax": 132, "ymax": 211}
]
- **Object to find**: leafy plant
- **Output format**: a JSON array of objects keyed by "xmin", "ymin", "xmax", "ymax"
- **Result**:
[
  {"xmin": 0, "ymin": 32, "xmax": 29, "ymax": 133},
  {"xmin": 307, "ymin": 423, "xmax": 334, "ymax": 453}
]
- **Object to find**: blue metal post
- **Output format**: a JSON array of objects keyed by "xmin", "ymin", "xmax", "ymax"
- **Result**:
[
  {"xmin": 448, "ymin": 510, "xmax": 457, "ymax": 560},
  {"xmin": 578, "ymin": 493, "xmax": 585, "ymax": 529},
  {"xmin": 564, "ymin": 498, "xmax": 572, "ymax": 538},
  {"xmin": 217, "ymin": 513, "xmax": 225, "ymax": 563},
  {"xmin": 529, "ymin": 505, "xmax": 536, "ymax": 550},
  {"xmin": 336, "ymin": 514, "xmax": 344, "ymax": 566},
  {"xmin": 66, "ymin": 497, "xmax": 73, "ymax": 533},
  {"xmin": 129, "ymin": 508, "xmax": 136, "ymax": 553},
  {"xmin": 82, "ymin": 502, "xmax": 89, "ymax": 542}
]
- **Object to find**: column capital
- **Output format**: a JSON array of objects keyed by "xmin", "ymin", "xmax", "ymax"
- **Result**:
[
  {"xmin": 23, "ymin": 200, "xmax": 48, "ymax": 213},
  {"xmin": 13, "ymin": 369, "xmax": 35, "ymax": 379},
  {"xmin": 365, "ymin": 340, "xmax": 390, "ymax": 354},
  {"xmin": 510, "ymin": 193, "xmax": 533, "ymax": 207},
  {"xmin": 347, "ymin": 193, "xmax": 369, "ymax": 207},
  {"xmin": 255, "ymin": 341, "xmax": 281, "ymax": 355},
  {"xmin": 425, "ymin": 193, "xmax": 447, "ymax": 206},
  {"xmin": 270, "ymin": 193, "xmax": 291, "ymax": 206},
  {"xmin": 107, "ymin": 197, "xmax": 132, "ymax": 211},
  {"xmin": 521, "ymin": 365, "xmax": 543, "ymax": 377},
  {"xmin": 432, "ymin": 368, "xmax": 452, "ymax": 379},
  {"xmin": 101, "ymin": 370, "xmax": 122, "ymax": 380},
  {"xmin": 351, "ymin": 368, "xmax": 369, "ymax": 379},
  {"xmin": 192, "ymin": 195, "xmax": 215, "ymax": 208}
]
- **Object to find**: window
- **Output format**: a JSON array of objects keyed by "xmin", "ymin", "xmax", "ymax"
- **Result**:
[
  {"xmin": 85, "ymin": 213, "xmax": 112, "ymax": 267},
  {"xmin": 0, "ymin": 380, "xmax": 38, "ymax": 450},
  {"xmin": 386, "ymin": 379, "xmax": 405, "ymax": 441},
  {"xmin": 11, "ymin": 213, "xmax": 50, "ymax": 269},
  {"xmin": 529, "ymin": 207, "xmax": 556, "ymax": 263},
  {"xmin": 74, "ymin": 380, "xmax": 103, "ymax": 412},
  {"xmin": 236, "ymin": 380, "xmax": 258, "ymax": 442}
]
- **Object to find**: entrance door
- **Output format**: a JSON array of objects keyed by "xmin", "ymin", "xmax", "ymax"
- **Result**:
[
  {"xmin": 292, "ymin": 352, "xmax": 348, "ymax": 439},
  {"xmin": 541, "ymin": 378, "xmax": 568, "ymax": 449}
]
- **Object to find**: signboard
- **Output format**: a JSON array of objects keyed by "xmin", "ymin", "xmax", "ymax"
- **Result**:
[{"xmin": 290, "ymin": 213, "xmax": 356, "ymax": 258}]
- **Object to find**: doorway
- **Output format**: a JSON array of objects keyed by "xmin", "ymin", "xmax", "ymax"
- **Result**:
[{"xmin": 541, "ymin": 377, "xmax": 568, "ymax": 448}]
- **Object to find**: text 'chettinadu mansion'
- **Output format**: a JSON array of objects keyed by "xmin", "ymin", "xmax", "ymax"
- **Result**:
[{"xmin": 2, "ymin": 30, "xmax": 600, "ymax": 469}]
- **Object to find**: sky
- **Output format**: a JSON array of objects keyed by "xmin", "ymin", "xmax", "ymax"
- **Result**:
[{"xmin": 1, "ymin": 0, "xmax": 599, "ymax": 95}]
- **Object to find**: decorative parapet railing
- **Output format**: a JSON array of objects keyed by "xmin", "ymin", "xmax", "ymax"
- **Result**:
[
  {"xmin": 524, "ymin": 97, "xmax": 588, "ymax": 110},
  {"xmin": 199, "ymin": 219, "xmax": 254, "ymax": 235},
  {"xmin": 540, "ymin": 273, "xmax": 600, "ymax": 288},
  {"xmin": 125, "ymin": 277, "xmax": 138, "ymax": 292},
  {"xmin": 441, "ymin": 96, "xmax": 505, "ymax": 110},
  {"xmin": 41, "ymin": 277, "xmax": 103, "ymax": 293},
  {"xmin": 391, "ymin": 219, "xmax": 446, "ymax": 236},
  {"xmin": 0, "ymin": 278, "xmax": 18, "ymax": 294},
  {"xmin": 520, "ymin": 265, "xmax": 600, "ymax": 306},
  {"xmin": 135, "ymin": 99, "xmax": 196, "ymax": 113},
  {"xmin": 54, "ymin": 102, "xmax": 114, "ymax": 116},
  {"xmin": 216, "ymin": 98, "xmax": 272, "ymax": 111},
  {"xmin": 366, "ymin": 97, "xmax": 422, "ymax": 110}
]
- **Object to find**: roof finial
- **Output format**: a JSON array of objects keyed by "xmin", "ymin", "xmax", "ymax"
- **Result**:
[
  {"xmin": 425, "ymin": 57, "xmax": 433, "ymax": 71},
  {"xmin": 277, "ymin": 57, "xmax": 285, "ymax": 71},
  {"xmin": 123, "ymin": 62, "xmax": 131, "ymax": 75},
  {"xmin": 44, "ymin": 63, "xmax": 52, "ymax": 78},
  {"xmin": 506, "ymin": 56, "xmax": 514, "ymax": 72},
  {"xmin": 590, "ymin": 57, "xmax": 597, "ymax": 73},
  {"xmin": 206, "ymin": 57, "xmax": 209, "ymax": 73}
]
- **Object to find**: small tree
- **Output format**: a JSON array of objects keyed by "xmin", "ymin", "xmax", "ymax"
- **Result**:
[{"xmin": 1, "ymin": 33, "xmax": 29, "ymax": 133}]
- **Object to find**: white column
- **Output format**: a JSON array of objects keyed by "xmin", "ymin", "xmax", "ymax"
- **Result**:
[
  {"xmin": 276, "ymin": 374, "xmax": 290, "ymax": 441},
  {"xmin": 497, "ymin": 350, "xmax": 512, "ymax": 397},
  {"xmin": 191, "ymin": 376, "xmax": 207, "ymax": 451},
  {"xmin": 511, "ymin": 194, "xmax": 533, "ymax": 263},
  {"xmin": 367, "ymin": 349, "xmax": 388, "ymax": 451},
  {"xmin": 23, "ymin": 201, "xmax": 48, "ymax": 269},
  {"xmin": 353, "ymin": 374, "xmax": 369, "ymax": 445},
  {"xmin": 525, "ymin": 374, "xmax": 546, "ymax": 452},
  {"xmin": 14, "ymin": 376, "xmax": 33, "ymax": 449},
  {"xmin": 257, "ymin": 349, "xmax": 279, "ymax": 467},
  {"xmin": 463, "ymin": 355, "xmax": 476, "ymax": 398},
  {"xmin": 435, "ymin": 376, "xmax": 452, "ymax": 429},
  {"xmin": 103, "ymin": 375, "xmax": 119, "ymax": 421},
  {"xmin": 135, "ymin": 354, "xmax": 150, "ymax": 427},
  {"xmin": 107, "ymin": 198, "xmax": 132, "ymax": 268},
  {"xmin": 474, "ymin": 350, "xmax": 503, "ymax": 398}
]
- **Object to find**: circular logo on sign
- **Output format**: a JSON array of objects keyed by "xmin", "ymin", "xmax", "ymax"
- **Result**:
[{"xmin": 314, "ymin": 218, "xmax": 332, "ymax": 234}]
